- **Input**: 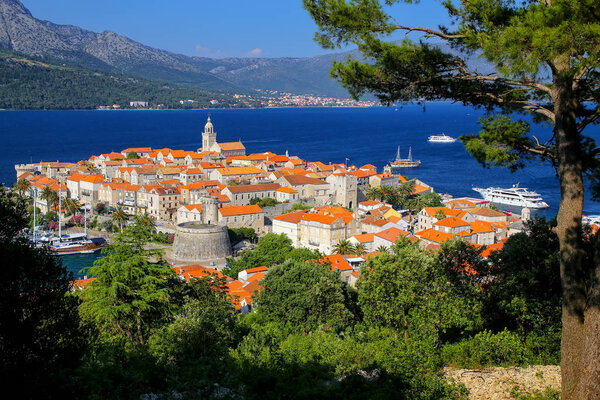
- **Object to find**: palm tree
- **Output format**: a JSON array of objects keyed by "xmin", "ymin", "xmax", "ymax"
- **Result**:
[
  {"xmin": 63, "ymin": 198, "xmax": 81, "ymax": 216},
  {"xmin": 13, "ymin": 179, "xmax": 31, "ymax": 198},
  {"xmin": 332, "ymin": 239, "xmax": 355, "ymax": 255},
  {"xmin": 112, "ymin": 207, "xmax": 127, "ymax": 232},
  {"xmin": 353, "ymin": 243, "xmax": 366, "ymax": 255},
  {"xmin": 366, "ymin": 186, "xmax": 384, "ymax": 201},
  {"xmin": 40, "ymin": 186, "xmax": 58, "ymax": 212},
  {"xmin": 375, "ymin": 245, "xmax": 389, "ymax": 254}
]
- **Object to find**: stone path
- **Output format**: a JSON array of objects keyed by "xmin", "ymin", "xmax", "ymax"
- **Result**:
[{"xmin": 444, "ymin": 366, "xmax": 560, "ymax": 400}]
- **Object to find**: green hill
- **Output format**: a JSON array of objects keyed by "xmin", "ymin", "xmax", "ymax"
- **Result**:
[{"xmin": 0, "ymin": 50, "xmax": 253, "ymax": 110}]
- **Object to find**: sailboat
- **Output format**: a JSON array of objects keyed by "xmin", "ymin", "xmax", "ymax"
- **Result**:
[
  {"xmin": 389, "ymin": 146, "xmax": 421, "ymax": 170},
  {"xmin": 45, "ymin": 193, "xmax": 106, "ymax": 255}
]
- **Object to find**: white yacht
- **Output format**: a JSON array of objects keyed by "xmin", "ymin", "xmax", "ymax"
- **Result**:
[
  {"xmin": 473, "ymin": 184, "xmax": 549, "ymax": 209},
  {"xmin": 428, "ymin": 133, "xmax": 457, "ymax": 143}
]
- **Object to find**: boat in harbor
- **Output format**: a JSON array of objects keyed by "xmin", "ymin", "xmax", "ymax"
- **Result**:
[
  {"xmin": 389, "ymin": 146, "xmax": 421, "ymax": 170},
  {"xmin": 47, "ymin": 233, "xmax": 106, "ymax": 255},
  {"xmin": 428, "ymin": 133, "xmax": 457, "ymax": 143},
  {"xmin": 473, "ymin": 184, "xmax": 549, "ymax": 209}
]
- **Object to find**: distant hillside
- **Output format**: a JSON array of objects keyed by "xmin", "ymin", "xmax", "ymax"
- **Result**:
[
  {"xmin": 0, "ymin": 49, "xmax": 250, "ymax": 110},
  {"xmin": 0, "ymin": 0, "xmax": 497, "ymax": 100}
]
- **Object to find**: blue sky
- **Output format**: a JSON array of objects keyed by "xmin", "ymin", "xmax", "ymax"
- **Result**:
[{"xmin": 21, "ymin": 0, "xmax": 451, "ymax": 58}]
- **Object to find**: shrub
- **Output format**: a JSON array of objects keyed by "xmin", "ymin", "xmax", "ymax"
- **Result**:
[
  {"xmin": 441, "ymin": 329, "xmax": 535, "ymax": 368},
  {"xmin": 100, "ymin": 220, "xmax": 114, "ymax": 232}
]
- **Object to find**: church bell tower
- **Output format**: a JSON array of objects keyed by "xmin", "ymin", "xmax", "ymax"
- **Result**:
[{"xmin": 202, "ymin": 115, "xmax": 217, "ymax": 152}]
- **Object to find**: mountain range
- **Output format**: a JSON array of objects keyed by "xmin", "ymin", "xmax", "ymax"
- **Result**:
[{"xmin": 0, "ymin": 0, "xmax": 356, "ymax": 97}]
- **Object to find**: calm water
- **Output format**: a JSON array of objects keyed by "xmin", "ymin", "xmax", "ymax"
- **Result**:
[{"xmin": 2, "ymin": 104, "xmax": 600, "ymax": 276}]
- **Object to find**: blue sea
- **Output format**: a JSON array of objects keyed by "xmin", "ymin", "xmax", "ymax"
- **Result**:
[{"xmin": 2, "ymin": 103, "xmax": 600, "ymax": 276}]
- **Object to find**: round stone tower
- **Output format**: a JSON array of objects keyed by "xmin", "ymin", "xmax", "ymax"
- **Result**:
[
  {"xmin": 201, "ymin": 195, "xmax": 219, "ymax": 225},
  {"xmin": 171, "ymin": 222, "xmax": 232, "ymax": 263}
]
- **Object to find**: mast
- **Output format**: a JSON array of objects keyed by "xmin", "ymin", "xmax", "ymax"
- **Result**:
[
  {"xmin": 408, "ymin": 147, "xmax": 412, "ymax": 161},
  {"xmin": 396, "ymin": 146, "xmax": 401, "ymax": 161},
  {"xmin": 33, "ymin": 187, "xmax": 37, "ymax": 242},
  {"xmin": 84, "ymin": 201, "xmax": 87, "ymax": 237},
  {"xmin": 58, "ymin": 187, "xmax": 62, "ymax": 238}
]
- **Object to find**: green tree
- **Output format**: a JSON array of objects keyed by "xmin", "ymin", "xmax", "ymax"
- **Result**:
[
  {"xmin": 486, "ymin": 219, "xmax": 562, "ymax": 344},
  {"xmin": 332, "ymin": 239, "xmax": 355, "ymax": 255},
  {"xmin": 0, "ymin": 188, "xmax": 84, "ymax": 398},
  {"xmin": 366, "ymin": 186, "xmax": 384, "ymax": 201},
  {"xmin": 358, "ymin": 240, "xmax": 475, "ymax": 345},
  {"xmin": 435, "ymin": 209, "xmax": 446, "ymax": 221},
  {"xmin": 256, "ymin": 260, "xmax": 353, "ymax": 332},
  {"xmin": 303, "ymin": 1, "xmax": 600, "ymax": 395},
  {"xmin": 353, "ymin": 242, "xmax": 366, "ymax": 255},
  {"xmin": 13, "ymin": 178, "xmax": 31, "ymax": 198},
  {"xmin": 40, "ymin": 185, "xmax": 58, "ymax": 211},
  {"xmin": 63, "ymin": 197, "xmax": 80, "ymax": 216},
  {"xmin": 223, "ymin": 233, "xmax": 295, "ymax": 278},
  {"xmin": 126, "ymin": 151, "xmax": 139, "ymax": 159},
  {"xmin": 78, "ymin": 221, "xmax": 178, "ymax": 346},
  {"xmin": 111, "ymin": 206, "xmax": 127, "ymax": 232}
]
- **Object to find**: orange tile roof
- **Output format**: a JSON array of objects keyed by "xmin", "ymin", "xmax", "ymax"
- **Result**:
[
  {"xmin": 319, "ymin": 254, "xmax": 353, "ymax": 272},
  {"xmin": 81, "ymin": 174, "xmax": 105, "ymax": 183},
  {"xmin": 360, "ymin": 164, "xmax": 377, "ymax": 170},
  {"xmin": 375, "ymin": 227, "xmax": 410, "ymax": 243},
  {"xmin": 456, "ymin": 230, "xmax": 472, "ymax": 237},
  {"xmin": 182, "ymin": 204, "xmax": 203, "ymax": 212},
  {"xmin": 481, "ymin": 242, "xmax": 505, "ymax": 258},
  {"xmin": 217, "ymin": 166, "xmax": 263, "ymax": 176},
  {"xmin": 225, "ymin": 183, "xmax": 280, "ymax": 193},
  {"xmin": 470, "ymin": 220, "xmax": 494, "ymax": 233},
  {"xmin": 352, "ymin": 233, "xmax": 375, "ymax": 243},
  {"xmin": 122, "ymin": 147, "xmax": 152, "ymax": 153},
  {"xmin": 67, "ymin": 173, "xmax": 88, "ymax": 182},
  {"xmin": 301, "ymin": 213, "xmax": 341, "ymax": 225},
  {"xmin": 245, "ymin": 266, "xmax": 269, "ymax": 274},
  {"xmin": 466, "ymin": 207, "xmax": 508, "ymax": 218},
  {"xmin": 247, "ymin": 272, "xmax": 266, "ymax": 282},
  {"xmin": 219, "ymin": 204, "xmax": 264, "ymax": 216},
  {"xmin": 281, "ymin": 174, "xmax": 328, "ymax": 186},
  {"xmin": 181, "ymin": 180, "xmax": 221, "ymax": 190},
  {"xmin": 276, "ymin": 186, "xmax": 298, "ymax": 194},
  {"xmin": 434, "ymin": 217, "xmax": 470, "ymax": 228},
  {"xmin": 219, "ymin": 141, "xmax": 246, "ymax": 151},
  {"xmin": 169, "ymin": 150, "xmax": 193, "ymax": 158},
  {"xmin": 273, "ymin": 210, "xmax": 309, "ymax": 224},
  {"xmin": 412, "ymin": 184, "xmax": 430, "ymax": 195},
  {"xmin": 415, "ymin": 228, "xmax": 454, "ymax": 244},
  {"xmin": 171, "ymin": 264, "xmax": 231, "ymax": 281}
]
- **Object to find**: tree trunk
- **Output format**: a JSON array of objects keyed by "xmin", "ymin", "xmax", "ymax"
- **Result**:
[{"xmin": 553, "ymin": 72, "xmax": 593, "ymax": 400}]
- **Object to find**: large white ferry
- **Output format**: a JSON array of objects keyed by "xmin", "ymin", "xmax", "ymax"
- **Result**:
[
  {"xmin": 473, "ymin": 184, "xmax": 549, "ymax": 209},
  {"xmin": 428, "ymin": 133, "xmax": 457, "ymax": 143}
]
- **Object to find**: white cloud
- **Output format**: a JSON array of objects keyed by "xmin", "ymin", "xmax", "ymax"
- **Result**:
[{"xmin": 246, "ymin": 48, "xmax": 263, "ymax": 56}]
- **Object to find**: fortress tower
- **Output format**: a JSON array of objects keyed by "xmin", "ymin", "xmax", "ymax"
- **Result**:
[{"xmin": 202, "ymin": 115, "xmax": 217, "ymax": 152}]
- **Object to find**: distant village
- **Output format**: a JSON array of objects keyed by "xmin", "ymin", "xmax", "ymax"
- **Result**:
[
  {"xmin": 96, "ymin": 92, "xmax": 377, "ymax": 110},
  {"xmin": 15, "ymin": 116, "xmax": 528, "ymax": 312}
]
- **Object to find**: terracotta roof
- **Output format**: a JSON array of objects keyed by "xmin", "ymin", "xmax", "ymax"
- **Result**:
[
  {"xmin": 470, "ymin": 220, "xmax": 494, "ymax": 233},
  {"xmin": 217, "ymin": 166, "xmax": 263, "ymax": 176},
  {"xmin": 422, "ymin": 207, "xmax": 463, "ymax": 218},
  {"xmin": 181, "ymin": 180, "xmax": 221, "ymax": 190},
  {"xmin": 481, "ymin": 242, "xmax": 504, "ymax": 258},
  {"xmin": 218, "ymin": 141, "xmax": 246, "ymax": 151},
  {"xmin": 415, "ymin": 228, "xmax": 454, "ymax": 244},
  {"xmin": 67, "ymin": 173, "xmax": 88, "ymax": 182},
  {"xmin": 434, "ymin": 217, "xmax": 470, "ymax": 228},
  {"xmin": 301, "ymin": 213, "xmax": 340, "ymax": 225},
  {"xmin": 172, "ymin": 264, "xmax": 231, "ymax": 282},
  {"xmin": 219, "ymin": 204, "xmax": 264, "ymax": 216},
  {"xmin": 276, "ymin": 186, "xmax": 298, "ymax": 194},
  {"xmin": 245, "ymin": 266, "xmax": 269, "ymax": 274},
  {"xmin": 182, "ymin": 204, "xmax": 203, "ymax": 212},
  {"xmin": 122, "ymin": 147, "xmax": 152, "ymax": 153},
  {"xmin": 466, "ymin": 207, "xmax": 508, "ymax": 218},
  {"xmin": 280, "ymin": 174, "xmax": 328, "ymax": 186},
  {"xmin": 273, "ymin": 209, "xmax": 309, "ymax": 224},
  {"xmin": 225, "ymin": 183, "xmax": 280, "ymax": 193},
  {"xmin": 319, "ymin": 254, "xmax": 353, "ymax": 272},
  {"xmin": 81, "ymin": 174, "xmax": 105, "ymax": 183},
  {"xmin": 352, "ymin": 233, "xmax": 375, "ymax": 243},
  {"xmin": 375, "ymin": 227, "xmax": 410, "ymax": 243}
]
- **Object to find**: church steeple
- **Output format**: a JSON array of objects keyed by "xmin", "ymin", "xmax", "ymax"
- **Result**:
[{"xmin": 202, "ymin": 115, "xmax": 217, "ymax": 151}]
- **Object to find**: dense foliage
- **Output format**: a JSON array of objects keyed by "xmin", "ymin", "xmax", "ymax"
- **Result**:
[{"xmin": 2, "ymin": 187, "xmax": 572, "ymax": 399}]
